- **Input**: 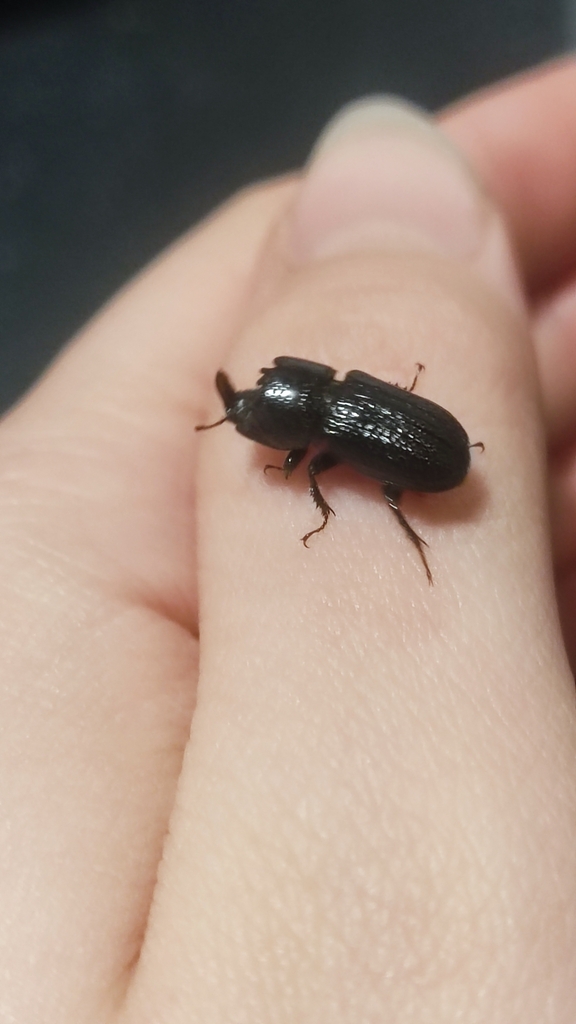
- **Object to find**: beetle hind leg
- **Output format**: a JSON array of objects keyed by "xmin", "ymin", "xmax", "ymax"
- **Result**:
[
  {"xmin": 383, "ymin": 483, "xmax": 433, "ymax": 585},
  {"xmin": 301, "ymin": 452, "xmax": 341, "ymax": 547}
]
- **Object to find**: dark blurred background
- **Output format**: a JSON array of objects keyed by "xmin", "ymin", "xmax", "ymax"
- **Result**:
[{"xmin": 0, "ymin": 0, "xmax": 568, "ymax": 410}]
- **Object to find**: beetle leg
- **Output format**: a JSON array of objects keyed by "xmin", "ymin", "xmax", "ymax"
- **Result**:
[
  {"xmin": 301, "ymin": 452, "xmax": 341, "ymax": 547},
  {"xmin": 407, "ymin": 362, "xmax": 425, "ymax": 393},
  {"xmin": 394, "ymin": 362, "xmax": 424, "ymax": 392},
  {"xmin": 383, "ymin": 483, "xmax": 433, "ymax": 585},
  {"xmin": 264, "ymin": 448, "xmax": 308, "ymax": 478}
]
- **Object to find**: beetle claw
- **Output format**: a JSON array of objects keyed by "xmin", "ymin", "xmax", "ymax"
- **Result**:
[{"xmin": 301, "ymin": 508, "xmax": 335, "ymax": 548}]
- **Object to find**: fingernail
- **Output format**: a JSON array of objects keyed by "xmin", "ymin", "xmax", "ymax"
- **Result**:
[{"xmin": 291, "ymin": 96, "xmax": 522, "ymax": 305}]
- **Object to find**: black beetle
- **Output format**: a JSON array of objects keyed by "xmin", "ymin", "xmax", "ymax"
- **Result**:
[{"xmin": 196, "ymin": 356, "xmax": 483, "ymax": 583}]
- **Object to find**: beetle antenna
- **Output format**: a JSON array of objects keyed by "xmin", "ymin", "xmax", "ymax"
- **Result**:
[
  {"xmin": 196, "ymin": 368, "xmax": 237, "ymax": 430},
  {"xmin": 195, "ymin": 415, "xmax": 228, "ymax": 432}
]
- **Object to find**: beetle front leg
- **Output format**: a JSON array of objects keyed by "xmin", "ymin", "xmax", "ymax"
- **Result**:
[
  {"xmin": 301, "ymin": 452, "xmax": 341, "ymax": 547},
  {"xmin": 264, "ymin": 448, "xmax": 308, "ymax": 478},
  {"xmin": 383, "ymin": 483, "xmax": 433, "ymax": 585}
]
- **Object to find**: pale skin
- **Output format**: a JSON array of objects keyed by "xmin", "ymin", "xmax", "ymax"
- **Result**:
[{"xmin": 2, "ymin": 56, "xmax": 576, "ymax": 1023}]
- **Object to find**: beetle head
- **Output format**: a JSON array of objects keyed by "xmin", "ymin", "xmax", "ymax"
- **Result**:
[
  {"xmin": 196, "ymin": 360, "xmax": 331, "ymax": 449},
  {"xmin": 228, "ymin": 362, "xmax": 327, "ymax": 450}
]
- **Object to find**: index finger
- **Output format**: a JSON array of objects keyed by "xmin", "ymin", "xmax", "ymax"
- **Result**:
[{"xmin": 126, "ymin": 100, "xmax": 576, "ymax": 1023}]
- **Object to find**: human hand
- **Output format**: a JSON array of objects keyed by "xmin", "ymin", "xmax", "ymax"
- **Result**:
[{"xmin": 2, "ymin": 58, "xmax": 576, "ymax": 1024}]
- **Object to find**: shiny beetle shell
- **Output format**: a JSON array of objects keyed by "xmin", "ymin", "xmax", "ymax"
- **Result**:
[{"xmin": 196, "ymin": 356, "xmax": 483, "ymax": 583}]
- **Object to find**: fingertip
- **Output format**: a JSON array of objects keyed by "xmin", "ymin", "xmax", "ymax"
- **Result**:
[{"xmin": 290, "ymin": 95, "xmax": 523, "ymax": 310}]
